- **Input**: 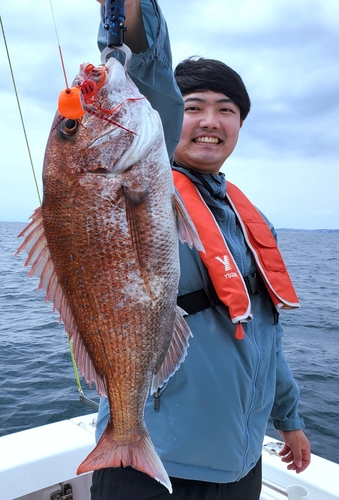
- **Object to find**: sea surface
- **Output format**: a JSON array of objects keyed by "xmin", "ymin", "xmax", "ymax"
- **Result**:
[{"xmin": 0, "ymin": 221, "xmax": 338, "ymax": 465}]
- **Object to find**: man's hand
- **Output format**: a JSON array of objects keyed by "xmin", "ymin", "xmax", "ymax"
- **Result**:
[{"xmin": 278, "ymin": 430, "xmax": 311, "ymax": 474}]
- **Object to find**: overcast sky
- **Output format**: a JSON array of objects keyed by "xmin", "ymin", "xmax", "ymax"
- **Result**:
[{"xmin": 1, "ymin": 0, "xmax": 338, "ymax": 229}]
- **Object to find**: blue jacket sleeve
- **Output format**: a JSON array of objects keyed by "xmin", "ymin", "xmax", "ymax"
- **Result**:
[
  {"xmin": 258, "ymin": 210, "xmax": 305, "ymax": 430},
  {"xmin": 97, "ymin": 0, "xmax": 183, "ymax": 160},
  {"xmin": 271, "ymin": 322, "xmax": 305, "ymax": 431}
]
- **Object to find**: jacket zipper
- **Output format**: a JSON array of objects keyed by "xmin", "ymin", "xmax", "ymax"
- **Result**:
[
  {"xmin": 153, "ymin": 387, "xmax": 161, "ymax": 412},
  {"xmin": 240, "ymin": 322, "xmax": 261, "ymax": 478},
  {"xmin": 152, "ymin": 382, "xmax": 168, "ymax": 412}
]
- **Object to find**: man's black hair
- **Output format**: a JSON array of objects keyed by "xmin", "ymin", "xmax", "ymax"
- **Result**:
[{"xmin": 174, "ymin": 57, "xmax": 251, "ymax": 121}]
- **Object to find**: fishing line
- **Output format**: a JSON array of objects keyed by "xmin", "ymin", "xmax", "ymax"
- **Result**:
[
  {"xmin": 2, "ymin": 10, "xmax": 90, "ymax": 406},
  {"xmin": 46, "ymin": 0, "xmax": 90, "ymax": 402},
  {"xmin": 48, "ymin": 0, "xmax": 87, "ymax": 121},
  {"xmin": 0, "ymin": 15, "xmax": 42, "ymax": 205},
  {"xmin": 48, "ymin": 0, "xmax": 70, "ymax": 90},
  {"xmin": 68, "ymin": 339, "xmax": 90, "ymax": 405}
]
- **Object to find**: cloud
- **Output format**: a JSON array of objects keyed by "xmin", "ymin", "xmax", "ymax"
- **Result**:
[
  {"xmin": 160, "ymin": 0, "xmax": 339, "ymax": 163},
  {"xmin": 1, "ymin": 0, "xmax": 338, "ymax": 228}
]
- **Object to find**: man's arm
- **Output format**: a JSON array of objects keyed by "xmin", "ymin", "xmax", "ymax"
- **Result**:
[
  {"xmin": 95, "ymin": 0, "xmax": 184, "ymax": 160},
  {"xmin": 96, "ymin": 0, "xmax": 148, "ymax": 53},
  {"xmin": 270, "ymin": 323, "xmax": 311, "ymax": 473}
]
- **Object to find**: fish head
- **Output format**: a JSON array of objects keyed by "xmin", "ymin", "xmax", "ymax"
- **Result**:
[{"xmin": 43, "ymin": 56, "xmax": 162, "ymax": 184}]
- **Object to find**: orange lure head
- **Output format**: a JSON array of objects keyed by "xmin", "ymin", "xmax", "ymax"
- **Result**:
[
  {"xmin": 57, "ymin": 64, "xmax": 108, "ymax": 120},
  {"xmin": 58, "ymin": 86, "xmax": 85, "ymax": 120}
]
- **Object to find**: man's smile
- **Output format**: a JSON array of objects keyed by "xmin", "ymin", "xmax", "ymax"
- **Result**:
[
  {"xmin": 193, "ymin": 136, "xmax": 221, "ymax": 144},
  {"xmin": 174, "ymin": 90, "xmax": 242, "ymax": 173}
]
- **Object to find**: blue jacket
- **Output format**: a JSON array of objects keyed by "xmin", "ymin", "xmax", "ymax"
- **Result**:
[{"xmin": 95, "ymin": 0, "xmax": 305, "ymax": 484}]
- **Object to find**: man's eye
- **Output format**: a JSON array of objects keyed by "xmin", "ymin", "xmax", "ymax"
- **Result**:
[{"xmin": 185, "ymin": 106, "xmax": 200, "ymax": 111}]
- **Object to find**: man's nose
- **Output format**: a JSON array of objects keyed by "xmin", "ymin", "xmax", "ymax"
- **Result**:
[{"xmin": 199, "ymin": 110, "xmax": 219, "ymax": 128}]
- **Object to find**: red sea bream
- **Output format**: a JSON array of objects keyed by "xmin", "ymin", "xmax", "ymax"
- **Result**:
[{"xmin": 16, "ymin": 55, "xmax": 202, "ymax": 493}]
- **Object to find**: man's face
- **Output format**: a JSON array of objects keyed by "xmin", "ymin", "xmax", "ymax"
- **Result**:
[{"xmin": 174, "ymin": 90, "xmax": 243, "ymax": 174}]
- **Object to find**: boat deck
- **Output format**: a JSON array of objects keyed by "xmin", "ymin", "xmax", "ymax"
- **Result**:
[{"xmin": 0, "ymin": 413, "xmax": 338, "ymax": 499}]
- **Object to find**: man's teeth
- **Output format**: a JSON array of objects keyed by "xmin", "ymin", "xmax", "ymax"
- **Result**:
[{"xmin": 194, "ymin": 137, "xmax": 220, "ymax": 144}]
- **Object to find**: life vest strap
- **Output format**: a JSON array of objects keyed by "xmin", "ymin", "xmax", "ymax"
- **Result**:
[
  {"xmin": 177, "ymin": 284, "xmax": 219, "ymax": 315},
  {"xmin": 243, "ymin": 272, "xmax": 265, "ymax": 295},
  {"xmin": 177, "ymin": 272, "xmax": 265, "ymax": 316}
]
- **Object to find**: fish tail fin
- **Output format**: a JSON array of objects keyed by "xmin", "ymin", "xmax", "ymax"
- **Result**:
[{"xmin": 77, "ymin": 422, "xmax": 172, "ymax": 493}]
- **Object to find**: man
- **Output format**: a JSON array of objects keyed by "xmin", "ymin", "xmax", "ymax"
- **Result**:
[{"xmin": 92, "ymin": 1, "xmax": 311, "ymax": 499}]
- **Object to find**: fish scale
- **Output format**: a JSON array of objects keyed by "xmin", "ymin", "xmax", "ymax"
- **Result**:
[{"xmin": 16, "ymin": 54, "xmax": 203, "ymax": 493}]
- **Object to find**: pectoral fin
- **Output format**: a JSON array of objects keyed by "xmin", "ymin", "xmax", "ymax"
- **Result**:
[
  {"xmin": 123, "ymin": 182, "xmax": 154, "ymax": 297},
  {"xmin": 173, "ymin": 191, "xmax": 204, "ymax": 252}
]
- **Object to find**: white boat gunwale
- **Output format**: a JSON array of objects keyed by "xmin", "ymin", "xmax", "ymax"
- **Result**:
[{"xmin": 1, "ymin": 413, "xmax": 338, "ymax": 500}]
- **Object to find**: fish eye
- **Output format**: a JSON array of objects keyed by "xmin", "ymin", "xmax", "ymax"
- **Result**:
[{"xmin": 59, "ymin": 118, "xmax": 79, "ymax": 137}]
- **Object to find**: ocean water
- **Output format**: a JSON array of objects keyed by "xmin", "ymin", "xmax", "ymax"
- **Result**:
[{"xmin": 0, "ymin": 221, "xmax": 338, "ymax": 464}]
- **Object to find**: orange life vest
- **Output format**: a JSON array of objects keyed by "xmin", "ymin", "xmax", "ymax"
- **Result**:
[{"xmin": 173, "ymin": 171, "xmax": 299, "ymax": 337}]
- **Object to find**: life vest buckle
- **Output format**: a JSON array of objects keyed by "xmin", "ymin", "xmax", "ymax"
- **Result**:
[{"xmin": 243, "ymin": 272, "xmax": 264, "ymax": 295}]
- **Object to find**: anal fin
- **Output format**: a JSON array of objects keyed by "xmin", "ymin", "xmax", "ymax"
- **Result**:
[{"xmin": 151, "ymin": 306, "xmax": 192, "ymax": 394}]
